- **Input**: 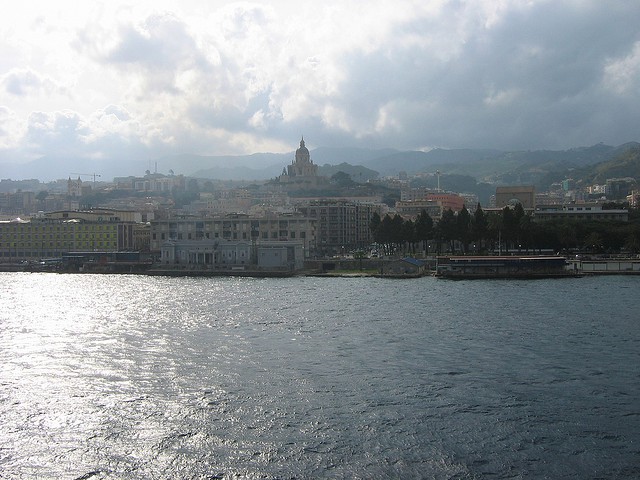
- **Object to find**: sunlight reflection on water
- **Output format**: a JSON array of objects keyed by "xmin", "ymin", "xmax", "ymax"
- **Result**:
[{"xmin": 1, "ymin": 272, "xmax": 639, "ymax": 479}]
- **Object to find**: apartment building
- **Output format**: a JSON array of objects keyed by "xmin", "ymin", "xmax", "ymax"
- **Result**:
[{"xmin": 295, "ymin": 200, "xmax": 383, "ymax": 255}]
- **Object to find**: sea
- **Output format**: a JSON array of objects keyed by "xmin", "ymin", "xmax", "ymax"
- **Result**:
[{"xmin": 1, "ymin": 272, "xmax": 639, "ymax": 479}]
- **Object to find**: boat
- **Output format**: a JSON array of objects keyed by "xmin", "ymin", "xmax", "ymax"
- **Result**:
[{"xmin": 435, "ymin": 255, "xmax": 581, "ymax": 279}]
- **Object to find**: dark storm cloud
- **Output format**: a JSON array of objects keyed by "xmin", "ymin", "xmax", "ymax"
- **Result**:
[{"xmin": 322, "ymin": 1, "xmax": 640, "ymax": 150}]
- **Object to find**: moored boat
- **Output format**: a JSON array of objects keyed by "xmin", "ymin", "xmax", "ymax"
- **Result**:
[{"xmin": 435, "ymin": 255, "xmax": 581, "ymax": 279}]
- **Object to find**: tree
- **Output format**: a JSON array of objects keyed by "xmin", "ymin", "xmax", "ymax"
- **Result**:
[
  {"xmin": 369, "ymin": 211, "xmax": 382, "ymax": 243},
  {"xmin": 377, "ymin": 214, "xmax": 394, "ymax": 254},
  {"xmin": 557, "ymin": 221, "xmax": 578, "ymax": 252},
  {"xmin": 414, "ymin": 210, "xmax": 434, "ymax": 254},
  {"xmin": 437, "ymin": 208, "xmax": 457, "ymax": 253},
  {"xmin": 584, "ymin": 232, "xmax": 604, "ymax": 253},
  {"xmin": 518, "ymin": 213, "xmax": 534, "ymax": 252},
  {"xmin": 502, "ymin": 207, "xmax": 519, "ymax": 252},
  {"xmin": 456, "ymin": 205, "xmax": 472, "ymax": 253},
  {"xmin": 330, "ymin": 171, "xmax": 356, "ymax": 187},
  {"xmin": 624, "ymin": 234, "xmax": 640, "ymax": 254},
  {"xmin": 472, "ymin": 203, "xmax": 487, "ymax": 252},
  {"xmin": 390, "ymin": 214, "xmax": 405, "ymax": 252},
  {"xmin": 486, "ymin": 212, "xmax": 503, "ymax": 253},
  {"xmin": 401, "ymin": 219, "xmax": 417, "ymax": 254},
  {"xmin": 354, "ymin": 249, "xmax": 367, "ymax": 270},
  {"xmin": 202, "ymin": 180, "xmax": 215, "ymax": 193}
]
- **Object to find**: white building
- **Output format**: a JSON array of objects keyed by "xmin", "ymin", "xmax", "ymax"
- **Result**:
[{"xmin": 160, "ymin": 239, "xmax": 304, "ymax": 271}]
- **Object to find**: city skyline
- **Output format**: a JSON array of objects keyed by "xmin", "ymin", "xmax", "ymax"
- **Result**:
[{"xmin": 1, "ymin": 1, "xmax": 639, "ymax": 178}]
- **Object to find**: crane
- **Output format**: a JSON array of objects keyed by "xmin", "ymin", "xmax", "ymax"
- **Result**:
[{"xmin": 70, "ymin": 173, "xmax": 102, "ymax": 184}]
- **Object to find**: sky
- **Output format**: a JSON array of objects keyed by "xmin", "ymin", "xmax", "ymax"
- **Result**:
[{"xmin": 1, "ymin": 0, "xmax": 639, "ymax": 179}]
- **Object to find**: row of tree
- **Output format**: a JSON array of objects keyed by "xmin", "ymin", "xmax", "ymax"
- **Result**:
[{"xmin": 369, "ymin": 204, "xmax": 640, "ymax": 255}]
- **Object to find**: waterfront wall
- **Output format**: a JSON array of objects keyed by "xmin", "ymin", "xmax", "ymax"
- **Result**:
[{"xmin": 568, "ymin": 259, "xmax": 640, "ymax": 273}]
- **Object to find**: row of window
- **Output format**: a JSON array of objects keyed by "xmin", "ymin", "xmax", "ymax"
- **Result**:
[
  {"xmin": 152, "ymin": 231, "xmax": 307, "ymax": 241},
  {"xmin": 0, "ymin": 240, "xmax": 117, "ymax": 248},
  {"xmin": 0, "ymin": 234, "xmax": 115, "ymax": 240},
  {"xmin": 0, "ymin": 225, "xmax": 117, "ymax": 233},
  {"xmin": 161, "ymin": 222, "xmax": 312, "ymax": 231},
  {"xmin": 0, "ymin": 242, "xmax": 118, "ymax": 253}
]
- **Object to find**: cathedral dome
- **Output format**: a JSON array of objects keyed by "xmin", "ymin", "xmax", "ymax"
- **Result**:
[{"xmin": 296, "ymin": 137, "xmax": 309, "ymax": 157}]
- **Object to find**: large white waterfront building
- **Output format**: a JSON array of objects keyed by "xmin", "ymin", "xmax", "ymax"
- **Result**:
[
  {"xmin": 150, "ymin": 213, "xmax": 316, "ymax": 257},
  {"xmin": 159, "ymin": 240, "xmax": 304, "ymax": 271}
]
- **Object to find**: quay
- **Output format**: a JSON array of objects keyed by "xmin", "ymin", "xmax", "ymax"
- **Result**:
[{"xmin": 3, "ymin": 254, "xmax": 640, "ymax": 278}]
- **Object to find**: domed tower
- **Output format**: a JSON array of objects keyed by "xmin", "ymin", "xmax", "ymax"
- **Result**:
[
  {"xmin": 287, "ymin": 136, "xmax": 318, "ymax": 177},
  {"xmin": 295, "ymin": 137, "xmax": 311, "ymax": 164}
]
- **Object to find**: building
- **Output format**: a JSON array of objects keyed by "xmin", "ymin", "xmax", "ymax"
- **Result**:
[
  {"xmin": 396, "ymin": 193, "xmax": 465, "ymax": 220},
  {"xmin": 0, "ymin": 216, "xmax": 137, "ymax": 262},
  {"xmin": 495, "ymin": 186, "xmax": 536, "ymax": 209},
  {"xmin": 395, "ymin": 200, "xmax": 442, "ymax": 219},
  {"xmin": 277, "ymin": 137, "xmax": 329, "ymax": 190},
  {"xmin": 400, "ymin": 187, "xmax": 430, "ymax": 202},
  {"xmin": 44, "ymin": 208, "xmax": 143, "ymax": 223},
  {"xmin": 67, "ymin": 177, "xmax": 92, "ymax": 197},
  {"xmin": 159, "ymin": 240, "xmax": 304, "ymax": 271},
  {"xmin": 606, "ymin": 178, "xmax": 636, "ymax": 200},
  {"xmin": 150, "ymin": 213, "xmax": 316, "ymax": 257},
  {"xmin": 285, "ymin": 137, "xmax": 318, "ymax": 177},
  {"xmin": 425, "ymin": 192, "xmax": 466, "ymax": 212},
  {"xmin": 0, "ymin": 190, "xmax": 38, "ymax": 216},
  {"xmin": 533, "ymin": 203, "xmax": 628, "ymax": 222},
  {"xmin": 295, "ymin": 200, "xmax": 383, "ymax": 255}
]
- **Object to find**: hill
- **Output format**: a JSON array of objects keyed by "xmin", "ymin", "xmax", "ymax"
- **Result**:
[
  {"xmin": 5, "ymin": 141, "xmax": 639, "ymax": 187},
  {"xmin": 582, "ymin": 143, "xmax": 640, "ymax": 184},
  {"xmin": 317, "ymin": 163, "xmax": 378, "ymax": 182},
  {"xmin": 533, "ymin": 143, "xmax": 640, "ymax": 189}
]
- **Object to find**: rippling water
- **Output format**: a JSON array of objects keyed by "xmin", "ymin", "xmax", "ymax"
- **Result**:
[{"xmin": 1, "ymin": 272, "xmax": 639, "ymax": 479}]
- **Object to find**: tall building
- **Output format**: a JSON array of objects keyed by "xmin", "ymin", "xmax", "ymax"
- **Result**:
[{"xmin": 296, "ymin": 200, "xmax": 383, "ymax": 255}]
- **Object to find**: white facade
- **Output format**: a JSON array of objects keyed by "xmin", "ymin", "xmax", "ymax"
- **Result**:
[{"xmin": 160, "ymin": 239, "xmax": 304, "ymax": 270}]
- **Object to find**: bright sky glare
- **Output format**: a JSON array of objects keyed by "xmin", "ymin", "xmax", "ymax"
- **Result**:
[{"xmin": 1, "ymin": 0, "xmax": 639, "ymax": 176}]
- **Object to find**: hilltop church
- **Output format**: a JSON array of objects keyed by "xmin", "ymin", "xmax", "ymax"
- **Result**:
[{"xmin": 277, "ymin": 137, "xmax": 328, "ymax": 190}]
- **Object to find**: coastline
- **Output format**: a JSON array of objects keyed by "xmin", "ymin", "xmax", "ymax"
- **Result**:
[{"xmin": 3, "ymin": 255, "xmax": 640, "ymax": 278}]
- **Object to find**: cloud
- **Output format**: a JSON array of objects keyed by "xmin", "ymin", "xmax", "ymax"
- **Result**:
[
  {"xmin": 24, "ymin": 110, "xmax": 90, "ymax": 154},
  {"xmin": 603, "ymin": 41, "xmax": 640, "ymax": 96},
  {"xmin": 1, "ymin": 69, "xmax": 63, "ymax": 96},
  {"xmin": 1, "ymin": 0, "xmax": 640, "ymax": 179}
]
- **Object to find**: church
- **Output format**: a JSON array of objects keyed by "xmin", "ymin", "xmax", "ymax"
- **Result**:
[{"xmin": 277, "ymin": 137, "xmax": 328, "ymax": 190}]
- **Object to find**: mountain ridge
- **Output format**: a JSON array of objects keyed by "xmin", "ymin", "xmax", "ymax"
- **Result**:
[{"xmin": 4, "ymin": 142, "xmax": 639, "ymax": 186}]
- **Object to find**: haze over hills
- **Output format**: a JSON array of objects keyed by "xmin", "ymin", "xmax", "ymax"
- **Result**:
[
  {"xmin": 183, "ymin": 142, "xmax": 640, "ymax": 191},
  {"xmin": 3, "ymin": 143, "xmax": 639, "ymax": 192}
]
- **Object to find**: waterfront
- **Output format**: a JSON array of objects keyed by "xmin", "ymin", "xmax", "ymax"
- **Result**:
[{"xmin": 1, "ymin": 273, "xmax": 639, "ymax": 479}]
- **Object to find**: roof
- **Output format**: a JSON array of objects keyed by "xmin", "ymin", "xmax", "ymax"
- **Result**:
[{"xmin": 400, "ymin": 257, "xmax": 426, "ymax": 267}]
